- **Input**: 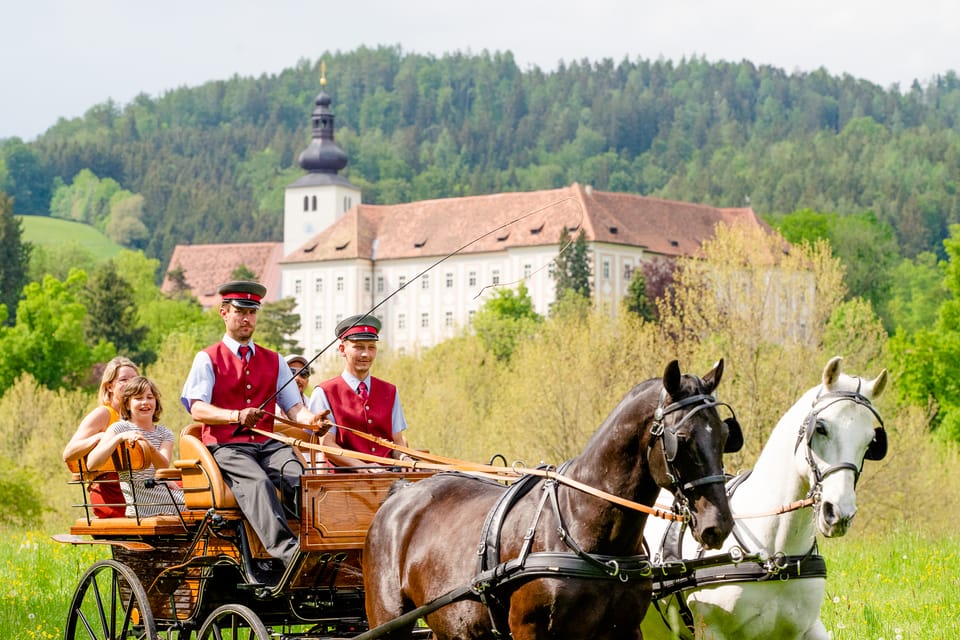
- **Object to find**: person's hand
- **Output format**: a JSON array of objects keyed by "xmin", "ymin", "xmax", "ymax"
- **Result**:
[
  {"xmin": 310, "ymin": 409, "xmax": 332, "ymax": 436},
  {"xmin": 238, "ymin": 407, "xmax": 264, "ymax": 428}
]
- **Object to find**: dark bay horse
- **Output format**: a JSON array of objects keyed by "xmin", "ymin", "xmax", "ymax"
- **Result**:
[{"xmin": 363, "ymin": 359, "xmax": 742, "ymax": 640}]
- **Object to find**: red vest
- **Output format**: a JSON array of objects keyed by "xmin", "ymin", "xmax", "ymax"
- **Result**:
[
  {"xmin": 320, "ymin": 376, "xmax": 397, "ymax": 458},
  {"xmin": 201, "ymin": 342, "xmax": 279, "ymax": 445}
]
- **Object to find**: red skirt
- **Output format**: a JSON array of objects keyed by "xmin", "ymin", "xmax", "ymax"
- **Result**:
[{"xmin": 89, "ymin": 472, "xmax": 126, "ymax": 518}]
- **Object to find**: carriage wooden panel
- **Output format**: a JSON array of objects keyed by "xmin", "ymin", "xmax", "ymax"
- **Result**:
[{"xmin": 301, "ymin": 472, "xmax": 433, "ymax": 551}]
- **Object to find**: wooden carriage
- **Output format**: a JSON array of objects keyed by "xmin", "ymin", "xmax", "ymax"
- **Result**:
[{"xmin": 57, "ymin": 423, "xmax": 433, "ymax": 640}]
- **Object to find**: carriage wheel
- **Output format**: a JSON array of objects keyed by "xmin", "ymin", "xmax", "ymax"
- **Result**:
[
  {"xmin": 65, "ymin": 559, "xmax": 157, "ymax": 640},
  {"xmin": 196, "ymin": 604, "xmax": 270, "ymax": 640}
]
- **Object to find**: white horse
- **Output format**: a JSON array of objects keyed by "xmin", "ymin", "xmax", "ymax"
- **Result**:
[{"xmin": 640, "ymin": 356, "xmax": 888, "ymax": 640}]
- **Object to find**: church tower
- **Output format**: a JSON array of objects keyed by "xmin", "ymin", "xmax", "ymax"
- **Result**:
[{"xmin": 283, "ymin": 64, "xmax": 361, "ymax": 255}]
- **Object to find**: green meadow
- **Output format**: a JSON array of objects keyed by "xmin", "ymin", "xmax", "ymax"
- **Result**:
[
  {"xmin": 2, "ymin": 529, "xmax": 957, "ymax": 638},
  {"xmin": 17, "ymin": 214, "xmax": 123, "ymax": 258}
]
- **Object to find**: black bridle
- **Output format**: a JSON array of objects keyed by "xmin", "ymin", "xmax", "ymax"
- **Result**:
[
  {"xmin": 648, "ymin": 387, "xmax": 738, "ymax": 509},
  {"xmin": 794, "ymin": 381, "xmax": 886, "ymax": 495}
]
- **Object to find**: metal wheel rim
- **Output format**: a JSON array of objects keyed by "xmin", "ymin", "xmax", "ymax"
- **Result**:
[
  {"xmin": 196, "ymin": 604, "xmax": 270, "ymax": 640},
  {"xmin": 64, "ymin": 559, "xmax": 157, "ymax": 640}
]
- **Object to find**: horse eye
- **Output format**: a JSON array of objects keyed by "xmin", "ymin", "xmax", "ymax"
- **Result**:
[{"xmin": 815, "ymin": 420, "xmax": 828, "ymax": 437}]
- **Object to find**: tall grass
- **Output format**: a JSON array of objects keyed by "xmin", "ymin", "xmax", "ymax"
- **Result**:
[{"xmin": 2, "ymin": 529, "xmax": 955, "ymax": 637}]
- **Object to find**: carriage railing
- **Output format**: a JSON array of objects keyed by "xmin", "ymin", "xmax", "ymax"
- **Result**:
[{"xmin": 67, "ymin": 440, "xmax": 185, "ymax": 527}]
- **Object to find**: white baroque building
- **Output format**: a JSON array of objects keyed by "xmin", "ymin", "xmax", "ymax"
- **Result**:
[{"xmin": 279, "ymin": 85, "xmax": 766, "ymax": 361}]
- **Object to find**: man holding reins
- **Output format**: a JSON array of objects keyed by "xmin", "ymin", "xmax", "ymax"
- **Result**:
[{"xmin": 181, "ymin": 280, "xmax": 329, "ymax": 576}]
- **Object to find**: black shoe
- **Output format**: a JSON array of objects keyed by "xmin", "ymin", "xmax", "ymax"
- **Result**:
[{"xmin": 248, "ymin": 558, "xmax": 284, "ymax": 586}]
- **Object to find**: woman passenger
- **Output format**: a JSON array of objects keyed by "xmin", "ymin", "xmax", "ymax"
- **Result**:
[{"xmin": 63, "ymin": 356, "xmax": 139, "ymax": 517}]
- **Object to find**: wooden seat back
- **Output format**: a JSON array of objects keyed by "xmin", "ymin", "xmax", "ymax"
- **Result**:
[
  {"xmin": 67, "ymin": 440, "xmax": 149, "ymax": 476},
  {"xmin": 175, "ymin": 423, "xmax": 239, "ymax": 510}
]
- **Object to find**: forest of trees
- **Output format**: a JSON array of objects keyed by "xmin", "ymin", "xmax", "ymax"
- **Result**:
[{"xmin": 3, "ymin": 46, "xmax": 960, "ymax": 271}]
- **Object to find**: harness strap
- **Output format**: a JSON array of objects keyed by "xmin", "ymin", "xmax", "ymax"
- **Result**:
[
  {"xmin": 653, "ymin": 554, "xmax": 828, "ymax": 634},
  {"xmin": 476, "ymin": 473, "xmax": 551, "ymax": 639}
]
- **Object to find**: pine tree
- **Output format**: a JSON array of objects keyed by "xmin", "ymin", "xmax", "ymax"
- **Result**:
[
  {"xmin": 256, "ymin": 297, "xmax": 302, "ymax": 354},
  {"xmin": 81, "ymin": 261, "xmax": 152, "ymax": 364},
  {"xmin": 550, "ymin": 228, "xmax": 592, "ymax": 306},
  {"xmin": 0, "ymin": 193, "xmax": 32, "ymax": 326}
]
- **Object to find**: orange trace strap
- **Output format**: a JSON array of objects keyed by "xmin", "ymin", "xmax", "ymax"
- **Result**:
[{"xmin": 253, "ymin": 420, "xmax": 688, "ymax": 522}]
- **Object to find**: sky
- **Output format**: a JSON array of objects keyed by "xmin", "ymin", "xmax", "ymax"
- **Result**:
[{"xmin": 3, "ymin": 0, "xmax": 959, "ymax": 141}]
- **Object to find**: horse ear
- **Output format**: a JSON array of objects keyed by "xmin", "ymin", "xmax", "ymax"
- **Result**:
[
  {"xmin": 723, "ymin": 417, "xmax": 743, "ymax": 453},
  {"xmin": 868, "ymin": 369, "xmax": 888, "ymax": 399},
  {"xmin": 702, "ymin": 358, "xmax": 724, "ymax": 393},
  {"xmin": 823, "ymin": 356, "xmax": 843, "ymax": 389},
  {"xmin": 663, "ymin": 360, "xmax": 682, "ymax": 396}
]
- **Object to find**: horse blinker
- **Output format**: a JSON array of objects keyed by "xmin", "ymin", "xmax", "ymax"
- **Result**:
[
  {"xmin": 864, "ymin": 427, "xmax": 887, "ymax": 461},
  {"xmin": 723, "ymin": 417, "xmax": 743, "ymax": 453}
]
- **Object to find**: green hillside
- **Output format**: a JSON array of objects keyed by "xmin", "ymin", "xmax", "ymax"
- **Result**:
[{"xmin": 17, "ymin": 215, "xmax": 123, "ymax": 259}]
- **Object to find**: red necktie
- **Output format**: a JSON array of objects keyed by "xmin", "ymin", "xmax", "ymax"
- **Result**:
[
  {"xmin": 238, "ymin": 345, "xmax": 250, "ymax": 361},
  {"xmin": 357, "ymin": 381, "xmax": 368, "ymax": 403}
]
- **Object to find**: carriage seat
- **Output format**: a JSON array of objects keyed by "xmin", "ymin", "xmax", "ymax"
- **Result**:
[
  {"xmin": 175, "ymin": 423, "xmax": 240, "ymax": 510},
  {"xmin": 67, "ymin": 439, "xmax": 149, "ymax": 477},
  {"xmin": 68, "ymin": 440, "xmax": 183, "ymax": 523}
]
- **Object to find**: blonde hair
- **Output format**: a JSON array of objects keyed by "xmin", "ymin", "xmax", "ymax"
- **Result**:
[
  {"xmin": 98, "ymin": 356, "xmax": 140, "ymax": 405},
  {"xmin": 119, "ymin": 376, "xmax": 163, "ymax": 422}
]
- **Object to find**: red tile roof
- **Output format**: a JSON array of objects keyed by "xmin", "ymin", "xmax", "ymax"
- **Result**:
[
  {"xmin": 281, "ymin": 183, "xmax": 766, "ymax": 263},
  {"xmin": 161, "ymin": 242, "xmax": 284, "ymax": 308}
]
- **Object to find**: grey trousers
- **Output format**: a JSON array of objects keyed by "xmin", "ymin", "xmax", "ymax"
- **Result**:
[{"xmin": 210, "ymin": 439, "xmax": 303, "ymax": 565}]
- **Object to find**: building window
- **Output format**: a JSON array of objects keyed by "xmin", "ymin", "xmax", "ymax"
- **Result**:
[
  {"xmin": 421, "ymin": 313, "xmax": 429, "ymax": 328},
  {"xmin": 336, "ymin": 276, "xmax": 344, "ymax": 292},
  {"xmin": 399, "ymin": 275, "xmax": 406, "ymax": 289},
  {"xmin": 422, "ymin": 274, "xmax": 430, "ymax": 290},
  {"xmin": 398, "ymin": 313, "xmax": 406, "ymax": 330},
  {"xmin": 468, "ymin": 310, "xmax": 476, "ymax": 323},
  {"xmin": 314, "ymin": 277, "xmax": 323, "ymax": 293},
  {"xmin": 445, "ymin": 311, "xmax": 454, "ymax": 327},
  {"xmin": 311, "ymin": 195, "xmax": 317, "ymax": 211},
  {"xmin": 468, "ymin": 271, "xmax": 477, "ymax": 287},
  {"xmin": 377, "ymin": 276, "xmax": 385, "ymax": 293},
  {"xmin": 602, "ymin": 259, "xmax": 611, "ymax": 280},
  {"xmin": 492, "ymin": 269, "xmax": 501, "ymax": 285},
  {"xmin": 335, "ymin": 313, "xmax": 343, "ymax": 325},
  {"xmin": 523, "ymin": 263, "xmax": 532, "ymax": 278},
  {"xmin": 344, "ymin": 196, "xmax": 352, "ymax": 211},
  {"xmin": 364, "ymin": 276, "xmax": 371, "ymax": 292},
  {"xmin": 303, "ymin": 196, "xmax": 309, "ymax": 211},
  {"xmin": 314, "ymin": 315, "xmax": 322, "ymax": 331},
  {"xmin": 445, "ymin": 272, "xmax": 454, "ymax": 288},
  {"xmin": 294, "ymin": 279, "xmax": 302, "ymax": 294}
]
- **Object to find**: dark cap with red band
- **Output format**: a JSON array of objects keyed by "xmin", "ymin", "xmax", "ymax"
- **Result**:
[
  {"xmin": 336, "ymin": 314, "xmax": 381, "ymax": 341},
  {"xmin": 218, "ymin": 281, "xmax": 267, "ymax": 309}
]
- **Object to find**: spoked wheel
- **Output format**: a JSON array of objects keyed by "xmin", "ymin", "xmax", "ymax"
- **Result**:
[
  {"xmin": 65, "ymin": 559, "xmax": 157, "ymax": 640},
  {"xmin": 196, "ymin": 604, "xmax": 270, "ymax": 640}
]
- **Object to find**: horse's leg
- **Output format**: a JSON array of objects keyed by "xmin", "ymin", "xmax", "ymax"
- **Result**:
[{"xmin": 801, "ymin": 619, "xmax": 830, "ymax": 640}]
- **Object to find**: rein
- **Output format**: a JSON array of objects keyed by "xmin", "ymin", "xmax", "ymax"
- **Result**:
[{"xmin": 253, "ymin": 417, "xmax": 689, "ymax": 522}]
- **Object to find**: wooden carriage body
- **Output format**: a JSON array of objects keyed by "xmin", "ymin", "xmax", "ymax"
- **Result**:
[{"xmin": 58, "ymin": 424, "xmax": 433, "ymax": 640}]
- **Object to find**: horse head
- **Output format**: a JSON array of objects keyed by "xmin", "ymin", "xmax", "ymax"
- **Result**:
[
  {"xmin": 795, "ymin": 356, "xmax": 888, "ymax": 537},
  {"xmin": 647, "ymin": 359, "xmax": 741, "ymax": 549}
]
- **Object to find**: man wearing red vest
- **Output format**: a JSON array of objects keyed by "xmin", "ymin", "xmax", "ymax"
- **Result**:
[
  {"xmin": 308, "ymin": 314, "xmax": 411, "ymax": 470},
  {"xmin": 180, "ymin": 281, "xmax": 329, "ymax": 578}
]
